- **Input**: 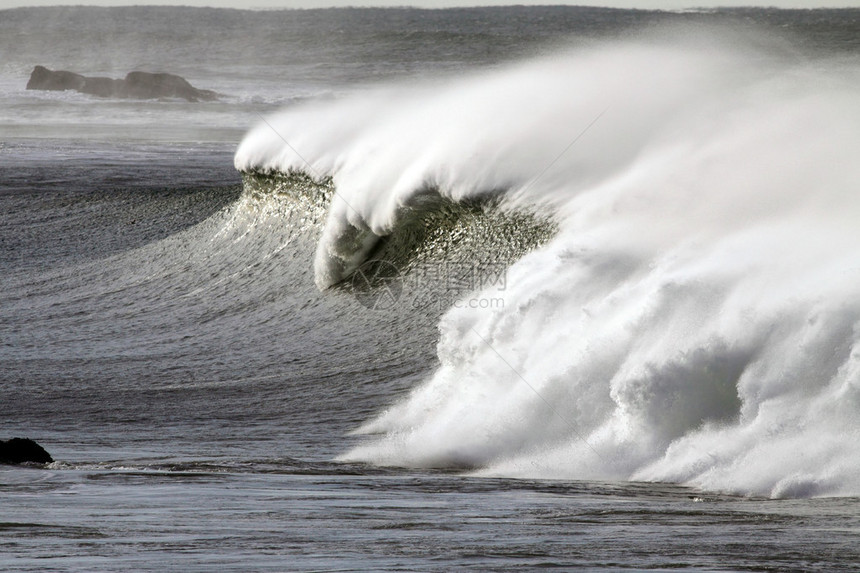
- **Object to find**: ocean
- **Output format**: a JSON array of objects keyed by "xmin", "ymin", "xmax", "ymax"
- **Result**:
[{"xmin": 1, "ymin": 5, "xmax": 859, "ymax": 571}]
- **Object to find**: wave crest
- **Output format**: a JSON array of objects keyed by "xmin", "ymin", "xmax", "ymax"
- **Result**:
[{"xmin": 236, "ymin": 29, "xmax": 860, "ymax": 497}]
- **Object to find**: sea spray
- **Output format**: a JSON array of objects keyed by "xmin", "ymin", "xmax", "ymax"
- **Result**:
[{"xmin": 235, "ymin": 29, "xmax": 860, "ymax": 497}]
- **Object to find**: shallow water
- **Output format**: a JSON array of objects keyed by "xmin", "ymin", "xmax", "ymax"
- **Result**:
[{"xmin": 4, "ymin": 464, "xmax": 859, "ymax": 572}]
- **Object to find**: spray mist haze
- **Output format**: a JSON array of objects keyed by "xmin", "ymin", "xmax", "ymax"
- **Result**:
[{"xmin": 235, "ymin": 27, "xmax": 860, "ymax": 498}]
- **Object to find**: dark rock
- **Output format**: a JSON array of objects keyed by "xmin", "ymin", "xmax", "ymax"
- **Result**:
[
  {"xmin": 80, "ymin": 76, "xmax": 125, "ymax": 98},
  {"xmin": 26, "ymin": 66, "xmax": 217, "ymax": 102},
  {"xmin": 121, "ymin": 71, "xmax": 217, "ymax": 102},
  {"xmin": 26, "ymin": 65, "xmax": 86, "ymax": 91},
  {"xmin": 0, "ymin": 438, "xmax": 54, "ymax": 465}
]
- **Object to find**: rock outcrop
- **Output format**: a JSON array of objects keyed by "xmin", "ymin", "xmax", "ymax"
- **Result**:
[
  {"xmin": 26, "ymin": 65, "xmax": 217, "ymax": 102},
  {"xmin": 0, "ymin": 438, "xmax": 53, "ymax": 465}
]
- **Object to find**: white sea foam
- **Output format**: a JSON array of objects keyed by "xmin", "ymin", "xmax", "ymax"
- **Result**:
[{"xmin": 235, "ymin": 30, "xmax": 860, "ymax": 497}]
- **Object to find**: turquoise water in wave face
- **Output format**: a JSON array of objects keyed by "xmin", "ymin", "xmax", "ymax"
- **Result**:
[{"xmin": 2, "ymin": 6, "xmax": 860, "ymax": 571}]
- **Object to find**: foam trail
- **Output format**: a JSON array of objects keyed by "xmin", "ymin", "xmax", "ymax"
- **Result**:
[{"xmin": 236, "ymin": 29, "xmax": 860, "ymax": 497}]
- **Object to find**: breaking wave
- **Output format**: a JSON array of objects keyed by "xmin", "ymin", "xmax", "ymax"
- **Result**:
[{"xmin": 235, "ymin": 28, "xmax": 860, "ymax": 498}]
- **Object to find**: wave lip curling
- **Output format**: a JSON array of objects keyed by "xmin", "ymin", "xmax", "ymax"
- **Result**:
[{"xmin": 236, "ymin": 30, "xmax": 860, "ymax": 498}]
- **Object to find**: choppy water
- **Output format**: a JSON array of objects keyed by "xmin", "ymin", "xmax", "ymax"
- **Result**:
[{"xmin": 2, "ymin": 6, "xmax": 859, "ymax": 571}]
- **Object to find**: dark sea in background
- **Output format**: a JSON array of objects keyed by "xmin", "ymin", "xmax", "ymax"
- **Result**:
[{"xmin": 2, "ymin": 6, "xmax": 860, "ymax": 571}]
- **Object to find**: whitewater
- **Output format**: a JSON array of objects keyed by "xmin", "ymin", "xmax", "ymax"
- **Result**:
[{"xmin": 236, "ymin": 28, "xmax": 860, "ymax": 499}]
